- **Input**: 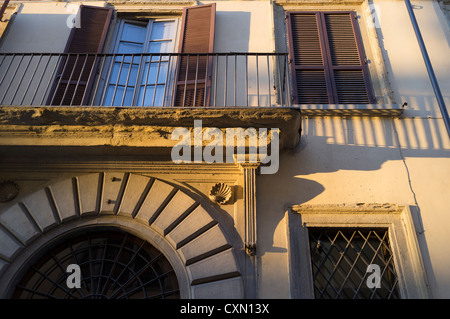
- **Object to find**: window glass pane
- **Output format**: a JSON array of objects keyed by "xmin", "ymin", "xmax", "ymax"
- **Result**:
[
  {"xmin": 121, "ymin": 23, "xmax": 147, "ymax": 43},
  {"xmin": 121, "ymin": 87, "xmax": 135, "ymax": 106},
  {"xmin": 113, "ymin": 86, "xmax": 125, "ymax": 106},
  {"xmin": 102, "ymin": 20, "xmax": 175, "ymax": 107},
  {"xmin": 105, "ymin": 85, "xmax": 135, "ymax": 106},
  {"xmin": 117, "ymin": 42, "xmax": 144, "ymax": 64},
  {"xmin": 139, "ymin": 85, "xmax": 155, "ymax": 106},
  {"xmin": 108, "ymin": 63, "xmax": 121, "ymax": 85},
  {"xmin": 142, "ymin": 62, "xmax": 168, "ymax": 85},
  {"xmin": 149, "ymin": 41, "xmax": 172, "ymax": 54},
  {"xmin": 117, "ymin": 63, "xmax": 139, "ymax": 86},
  {"xmin": 150, "ymin": 21, "xmax": 175, "ymax": 40},
  {"xmin": 109, "ymin": 63, "xmax": 139, "ymax": 86},
  {"xmin": 153, "ymin": 85, "xmax": 165, "ymax": 106},
  {"xmin": 103, "ymin": 85, "xmax": 115, "ymax": 106},
  {"xmin": 118, "ymin": 42, "xmax": 144, "ymax": 54},
  {"xmin": 139, "ymin": 85, "xmax": 165, "ymax": 106}
]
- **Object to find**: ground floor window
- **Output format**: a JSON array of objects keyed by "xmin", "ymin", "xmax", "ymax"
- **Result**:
[
  {"xmin": 13, "ymin": 229, "xmax": 180, "ymax": 299},
  {"xmin": 308, "ymin": 227, "xmax": 400, "ymax": 299},
  {"xmin": 286, "ymin": 204, "xmax": 430, "ymax": 299}
]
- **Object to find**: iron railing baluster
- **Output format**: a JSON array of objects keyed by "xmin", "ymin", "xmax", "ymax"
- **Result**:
[
  {"xmin": 130, "ymin": 54, "xmax": 142, "ymax": 107},
  {"xmin": 10, "ymin": 54, "xmax": 34, "ymax": 105},
  {"xmin": 182, "ymin": 54, "xmax": 190, "ymax": 107},
  {"xmin": 121, "ymin": 54, "xmax": 134, "ymax": 107},
  {"xmin": 161, "ymin": 54, "xmax": 172, "ymax": 107},
  {"xmin": 60, "ymin": 53, "xmax": 80, "ymax": 106},
  {"xmin": 0, "ymin": 52, "xmax": 290, "ymax": 108},
  {"xmin": 0, "ymin": 54, "xmax": 24, "ymax": 105},
  {"xmin": 80, "ymin": 54, "xmax": 97, "ymax": 106},
  {"xmin": 91, "ymin": 54, "xmax": 107, "ymax": 106},
  {"xmin": 30, "ymin": 54, "xmax": 51, "ymax": 105},
  {"xmin": 192, "ymin": 54, "xmax": 199, "ymax": 107},
  {"xmin": 100, "ymin": 54, "xmax": 116, "ymax": 106},
  {"xmin": 142, "ymin": 54, "xmax": 153, "ymax": 106},
  {"xmin": 203, "ymin": 53, "xmax": 209, "ymax": 107},
  {"xmin": 40, "ymin": 54, "xmax": 61, "ymax": 106},
  {"xmin": 19, "ymin": 54, "xmax": 42, "ymax": 105},
  {"xmin": 153, "ymin": 54, "xmax": 163, "ymax": 107},
  {"xmin": 48, "ymin": 53, "xmax": 71, "ymax": 105},
  {"xmin": 111, "ymin": 55, "xmax": 125, "ymax": 107},
  {"xmin": 70, "ymin": 54, "xmax": 89, "ymax": 106},
  {"xmin": 213, "ymin": 54, "xmax": 218, "ymax": 107}
]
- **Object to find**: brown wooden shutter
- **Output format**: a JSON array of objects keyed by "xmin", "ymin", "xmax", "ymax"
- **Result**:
[
  {"xmin": 287, "ymin": 11, "xmax": 375, "ymax": 104},
  {"xmin": 287, "ymin": 12, "xmax": 333, "ymax": 104},
  {"xmin": 174, "ymin": 4, "xmax": 215, "ymax": 107},
  {"xmin": 322, "ymin": 13, "xmax": 373, "ymax": 104},
  {"xmin": 49, "ymin": 5, "xmax": 113, "ymax": 106}
]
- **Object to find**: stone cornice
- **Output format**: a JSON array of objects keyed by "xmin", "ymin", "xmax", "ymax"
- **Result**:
[
  {"xmin": 0, "ymin": 106, "xmax": 299, "ymax": 130},
  {"xmin": 274, "ymin": 0, "xmax": 364, "ymax": 5},
  {"xmin": 0, "ymin": 106, "xmax": 301, "ymax": 164},
  {"xmin": 290, "ymin": 203, "xmax": 402, "ymax": 214},
  {"xmin": 107, "ymin": 0, "xmax": 195, "ymax": 5},
  {"xmin": 107, "ymin": 0, "xmax": 196, "ymax": 13}
]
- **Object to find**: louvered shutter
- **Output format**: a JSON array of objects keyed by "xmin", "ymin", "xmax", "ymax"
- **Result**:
[
  {"xmin": 287, "ymin": 13, "xmax": 333, "ymax": 104},
  {"xmin": 49, "ymin": 5, "xmax": 113, "ymax": 106},
  {"xmin": 174, "ymin": 4, "xmax": 215, "ymax": 107},
  {"xmin": 287, "ymin": 11, "xmax": 374, "ymax": 104},
  {"xmin": 323, "ymin": 13, "xmax": 373, "ymax": 104}
]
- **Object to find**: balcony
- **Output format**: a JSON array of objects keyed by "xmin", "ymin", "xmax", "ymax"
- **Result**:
[
  {"xmin": 0, "ymin": 52, "xmax": 301, "ymax": 165},
  {"xmin": 0, "ymin": 52, "xmax": 291, "ymax": 108}
]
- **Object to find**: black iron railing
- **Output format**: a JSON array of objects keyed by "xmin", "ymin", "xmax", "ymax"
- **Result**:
[{"xmin": 0, "ymin": 52, "xmax": 291, "ymax": 107}]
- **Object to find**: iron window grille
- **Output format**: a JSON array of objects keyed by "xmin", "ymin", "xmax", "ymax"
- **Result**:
[
  {"xmin": 12, "ymin": 229, "xmax": 180, "ymax": 299},
  {"xmin": 308, "ymin": 227, "xmax": 400, "ymax": 299}
]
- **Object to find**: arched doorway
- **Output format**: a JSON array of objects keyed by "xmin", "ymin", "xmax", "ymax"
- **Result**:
[
  {"xmin": 13, "ymin": 227, "xmax": 180, "ymax": 299},
  {"xmin": 0, "ymin": 173, "xmax": 244, "ymax": 299}
]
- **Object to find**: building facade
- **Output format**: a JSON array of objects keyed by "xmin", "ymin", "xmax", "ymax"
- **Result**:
[{"xmin": 0, "ymin": 0, "xmax": 448, "ymax": 299}]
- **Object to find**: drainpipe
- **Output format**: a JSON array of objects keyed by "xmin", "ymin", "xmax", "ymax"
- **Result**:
[
  {"xmin": 0, "ymin": 0, "xmax": 10, "ymax": 22},
  {"xmin": 405, "ymin": 0, "xmax": 450, "ymax": 138}
]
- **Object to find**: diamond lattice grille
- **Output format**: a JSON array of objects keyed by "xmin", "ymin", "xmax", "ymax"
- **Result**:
[{"xmin": 308, "ymin": 228, "xmax": 400, "ymax": 299}]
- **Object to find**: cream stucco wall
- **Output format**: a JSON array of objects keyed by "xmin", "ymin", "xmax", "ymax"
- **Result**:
[
  {"xmin": 202, "ymin": 0, "xmax": 277, "ymax": 106},
  {"xmin": 0, "ymin": 0, "xmax": 449, "ymax": 299},
  {"xmin": 202, "ymin": 0, "xmax": 275, "ymax": 52},
  {"xmin": 0, "ymin": 1, "xmax": 106, "ymax": 53},
  {"xmin": 256, "ymin": 0, "xmax": 450, "ymax": 298}
]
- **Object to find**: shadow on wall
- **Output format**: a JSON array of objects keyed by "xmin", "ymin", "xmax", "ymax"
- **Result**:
[{"xmin": 257, "ymin": 111, "xmax": 450, "ymax": 296}]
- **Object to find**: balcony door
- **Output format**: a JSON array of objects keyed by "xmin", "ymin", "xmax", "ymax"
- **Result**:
[{"xmin": 102, "ymin": 19, "xmax": 177, "ymax": 107}]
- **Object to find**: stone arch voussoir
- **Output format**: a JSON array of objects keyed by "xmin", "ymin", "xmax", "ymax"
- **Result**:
[{"xmin": 0, "ymin": 172, "xmax": 244, "ymax": 299}]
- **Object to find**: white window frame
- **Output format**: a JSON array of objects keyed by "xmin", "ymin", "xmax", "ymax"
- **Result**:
[
  {"xmin": 95, "ymin": 17, "xmax": 180, "ymax": 106},
  {"xmin": 286, "ymin": 203, "xmax": 430, "ymax": 299}
]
